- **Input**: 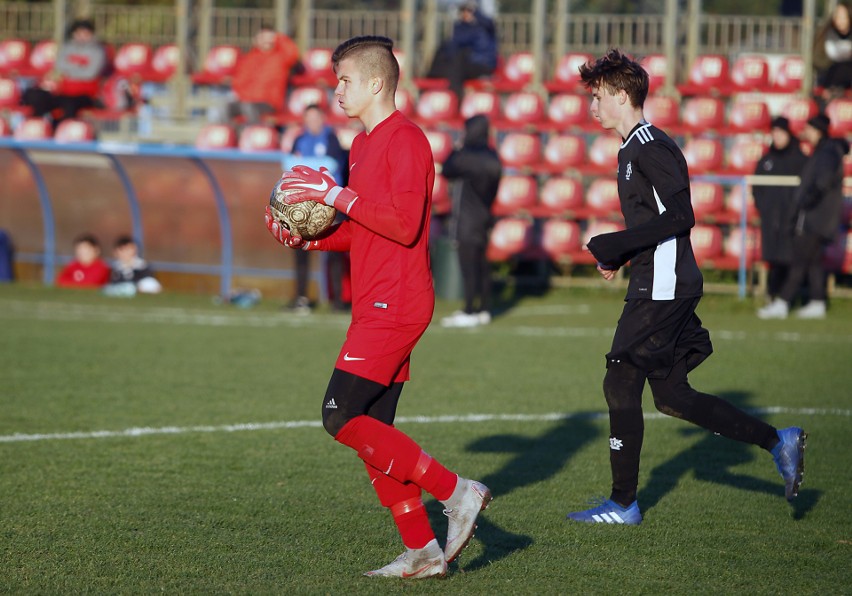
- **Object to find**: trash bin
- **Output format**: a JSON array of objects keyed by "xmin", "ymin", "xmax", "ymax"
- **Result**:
[{"xmin": 431, "ymin": 236, "xmax": 463, "ymax": 301}]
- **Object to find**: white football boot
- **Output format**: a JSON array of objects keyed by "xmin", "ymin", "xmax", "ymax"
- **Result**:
[
  {"xmin": 363, "ymin": 538, "xmax": 447, "ymax": 579},
  {"xmin": 795, "ymin": 300, "xmax": 826, "ymax": 319},
  {"xmin": 441, "ymin": 478, "xmax": 492, "ymax": 563},
  {"xmin": 757, "ymin": 298, "xmax": 789, "ymax": 319}
]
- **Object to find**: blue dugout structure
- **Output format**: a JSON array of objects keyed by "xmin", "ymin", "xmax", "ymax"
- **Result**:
[{"xmin": 0, "ymin": 138, "xmax": 339, "ymax": 298}]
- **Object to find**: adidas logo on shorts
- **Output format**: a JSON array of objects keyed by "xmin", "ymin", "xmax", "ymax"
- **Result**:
[{"xmin": 325, "ymin": 398, "xmax": 338, "ymax": 409}]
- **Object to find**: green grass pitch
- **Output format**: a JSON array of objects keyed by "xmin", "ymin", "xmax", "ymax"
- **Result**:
[{"xmin": 1, "ymin": 283, "xmax": 850, "ymax": 594}]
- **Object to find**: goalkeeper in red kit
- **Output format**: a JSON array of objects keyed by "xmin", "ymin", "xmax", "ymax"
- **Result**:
[{"xmin": 264, "ymin": 35, "xmax": 491, "ymax": 578}]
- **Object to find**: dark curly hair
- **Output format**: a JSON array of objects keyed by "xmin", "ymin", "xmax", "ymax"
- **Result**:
[{"xmin": 578, "ymin": 48, "xmax": 649, "ymax": 109}]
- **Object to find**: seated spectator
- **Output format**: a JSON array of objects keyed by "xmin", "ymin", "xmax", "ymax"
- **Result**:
[
  {"xmin": 425, "ymin": 1, "xmax": 498, "ymax": 99},
  {"xmin": 813, "ymin": 2, "xmax": 852, "ymax": 97},
  {"xmin": 21, "ymin": 19, "xmax": 108, "ymax": 123},
  {"xmin": 213, "ymin": 24, "xmax": 300, "ymax": 124},
  {"xmin": 105, "ymin": 235, "xmax": 162, "ymax": 295},
  {"xmin": 56, "ymin": 233, "xmax": 110, "ymax": 288}
]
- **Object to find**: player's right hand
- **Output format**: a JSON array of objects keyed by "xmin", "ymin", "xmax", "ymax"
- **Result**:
[
  {"xmin": 265, "ymin": 206, "xmax": 305, "ymax": 249},
  {"xmin": 596, "ymin": 263, "xmax": 619, "ymax": 281}
]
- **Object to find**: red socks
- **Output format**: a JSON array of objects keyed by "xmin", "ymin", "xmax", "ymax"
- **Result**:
[{"xmin": 365, "ymin": 463, "xmax": 434, "ymax": 549}]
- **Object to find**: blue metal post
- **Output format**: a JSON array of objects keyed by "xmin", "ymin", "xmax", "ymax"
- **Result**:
[
  {"xmin": 14, "ymin": 148, "xmax": 56, "ymax": 285},
  {"xmin": 192, "ymin": 157, "xmax": 233, "ymax": 297}
]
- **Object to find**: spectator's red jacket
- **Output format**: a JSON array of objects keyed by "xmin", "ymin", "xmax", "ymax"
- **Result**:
[
  {"xmin": 231, "ymin": 34, "xmax": 300, "ymax": 110},
  {"xmin": 56, "ymin": 259, "xmax": 111, "ymax": 288}
]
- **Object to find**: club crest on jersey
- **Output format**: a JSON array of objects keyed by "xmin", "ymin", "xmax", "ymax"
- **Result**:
[{"xmin": 624, "ymin": 161, "xmax": 633, "ymax": 180}]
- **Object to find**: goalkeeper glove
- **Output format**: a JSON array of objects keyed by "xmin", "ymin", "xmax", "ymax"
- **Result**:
[{"xmin": 277, "ymin": 165, "xmax": 359, "ymax": 214}]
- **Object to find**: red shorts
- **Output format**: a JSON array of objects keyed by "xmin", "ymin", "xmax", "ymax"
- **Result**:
[{"xmin": 335, "ymin": 317, "xmax": 431, "ymax": 386}]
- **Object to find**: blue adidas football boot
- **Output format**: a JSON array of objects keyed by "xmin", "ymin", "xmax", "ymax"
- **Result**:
[
  {"xmin": 566, "ymin": 498, "xmax": 642, "ymax": 525},
  {"xmin": 772, "ymin": 426, "xmax": 807, "ymax": 501}
]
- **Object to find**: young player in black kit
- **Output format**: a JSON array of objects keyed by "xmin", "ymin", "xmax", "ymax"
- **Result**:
[{"xmin": 566, "ymin": 49, "xmax": 807, "ymax": 525}]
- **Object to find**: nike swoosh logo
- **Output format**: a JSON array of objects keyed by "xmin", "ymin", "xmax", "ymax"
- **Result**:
[
  {"xmin": 343, "ymin": 352, "xmax": 365, "ymax": 361},
  {"xmin": 402, "ymin": 564, "xmax": 433, "ymax": 578},
  {"xmin": 295, "ymin": 179, "xmax": 329, "ymax": 192}
]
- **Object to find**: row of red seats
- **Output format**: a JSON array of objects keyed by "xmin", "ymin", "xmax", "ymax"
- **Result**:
[
  {"xmin": 485, "ymin": 216, "xmax": 764, "ymax": 271},
  {"xmin": 0, "ymin": 116, "xmax": 95, "ymax": 142}
]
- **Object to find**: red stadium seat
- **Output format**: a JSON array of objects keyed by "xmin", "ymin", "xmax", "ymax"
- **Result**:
[
  {"xmin": 641, "ymin": 53, "xmax": 668, "ymax": 94},
  {"xmin": 585, "ymin": 178, "xmax": 621, "ymax": 217},
  {"xmin": 727, "ymin": 97, "xmax": 771, "ymax": 133},
  {"xmin": 500, "ymin": 91, "xmax": 545, "ymax": 129},
  {"xmin": 0, "ymin": 76, "xmax": 21, "ymax": 108},
  {"xmin": 493, "ymin": 175, "xmax": 538, "ymax": 216},
  {"xmin": 498, "ymin": 132, "xmax": 541, "ymax": 169},
  {"xmin": 643, "ymin": 95, "xmax": 680, "ymax": 131},
  {"xmin": 195, "ymin": 123, "xmax": 237, "ymax": 150},
  {"xmin": 486, "ymin": 217, "xmax": 534, "ymax": 261},
  {"xmin": 681, "ymin": 96, "xmax": 726, "ymax": 133},
  {"xmin": 459, "ymin": 90, "xmax": 501, "ymax": 122},
  {"xmin": 285, "ymin": 86, "xmax": 329, "ymax": 121},
  {"xmin": 146, "ymin": 44, "xmax": 179, "ymax": 83},
  {"xmin": 192, "ymin": 45, "xmax": 240, "ymax": 86},
  {"xmin": 690, "ymin": 181, "xmax": 726, "ymax": 221},
  {"xmin": 395, "ymin": 88, "xmax": 414, "ymax": 117},
  {"xmin": 290, "ymin": 47, "xmax": 337, "ymax": 87},
  {"xmin": 781, "ymin": 97, "xmax": 819, "ymax": 135},
  {"xmin": 576, "ymin": 220, "xmax": 625, "ymax": 265},
  {"xmin": 19, "ymin": 40, "xmax": 56, "ymax": 78},
  {"xmin": 14, "ymin": 117, "xmax": 52, "ymax": 140},
  {"xmin": 544, "ymin": 52, "xmax": 593, "ymax": 93},
  {"xmin": 239, "ymin": 125, "xmax": 280, "ymax": 152},
  {"xmin": 690, "ymin": 224, "xmax": 724, "ymax": 265},
  {"xmin": 723, "ymin": 183, "xmax": 759, "ymax": 223},
  {"xmin": 476, "ymin": 51, "xmax": 534, "ymax": 92},
  {"xmin": 546, "ymin": 93, "xmax": 590, "ymax": 130},
  {"xmin": 0, "ymin": 117, "xmax": 10, "ymax": 136},
  {"xmin": 0, "ymin": 39, "xmax": 31, "ymax": 77},
  {"xmin": 586, "ymin": 134, "xmax": 621, "ymax": 174},
  {"xmin": 113, "ymin": 43, "xmax": 152, "ymax": 78},
  {"xmin": 425, "ymin": 129, "xmax": 454, "ymax": 163},
  {"xmin": 826, "ymin": 98, "xmax": 852, "ymax": 137},
  {"xmin": 725, "ymin": 135, "xmax": 765, "ymax": 175},
  {"xmin": 333, "ymin": 125, "xmax": 362, "ymax": 151},
  {"xmin": 729, "ymin": 54, "xmax": 770, "ymax": 93},
  {"xmin": 677, "ymin": 54, "xmax": 731, "ymax": 96},
  {"xmin": 771, "ymin": 55, "xmax": 804, "ymax": 93},
  {"xmin": 541, "ymin": 219, "xmax": 582, "ymax": 263},
  {"xmin": 415, "ymin": 89, "xmax": 459, "ymax": 125},
  {"xmin": 683, "ymin": 137, "xmax": 724, "ymax": 174},
  {"xmin": 842, "ymin": 231, "xmax": 852, "ymax": 274},
  {"xmin": 723, "ymin": 226, "xmax": 761, "ymax": 267},
  {"xmin": 537, "ymin": 177, "xmax": 585, "ymax": 217},
  {"xmin": 541, "ymin": 133, "xmax": 586, "ymax": 173},
  {"xmin": 54, "ymin": 118, "xmax": 95, "ymax": 143},
  {"xmin": 432, "ymin": 174, "xmax": 451, "ymax": 216}
]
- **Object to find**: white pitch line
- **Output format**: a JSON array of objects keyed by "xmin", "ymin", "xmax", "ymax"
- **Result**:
[{"xmin": 0, "ymin": 407, "xmax": 848, "ymax": 444}]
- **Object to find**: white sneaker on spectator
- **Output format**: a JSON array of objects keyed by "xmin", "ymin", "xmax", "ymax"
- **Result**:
[
  {"xmin": 795, "ymin": 300, "xmax": 826, "ymax": 319},
  {"xmin": 477, "ymin": 311, "xmax": 491, "ymax": 325},
  {"xmin": 441, "ymin": 311, "xmax": 479, "ymax": 328},
  {"xmin": 757, "ymin": 298, "xmax": 789, "ymax": 319}
]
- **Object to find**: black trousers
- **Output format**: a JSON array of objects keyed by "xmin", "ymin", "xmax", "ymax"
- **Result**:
[
  {"xmin": 427, "ymin": 45, "xmax": 495, "ymax": 99},
  {"xmin": 21, "ymin": 87, "xmax": 96, "ymax": 122},
  {"xmin": 779, "ymin": 231, "xmax": 826, "ymax": 303},
  {"xmin": 457, "ymin": 240, "xmax": 491, "ymax": 314}
]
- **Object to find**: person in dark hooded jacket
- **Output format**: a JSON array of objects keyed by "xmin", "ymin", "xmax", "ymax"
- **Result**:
[
  {"xmin": 753, "ymin": 117, "xmax": 808, "ymax": 301},
  {"xmin": 758, "ymin": 113, "xmax": 848, "ymax": 319},
  {"xmin": 440, "ymin": 114, "xmax": 502, "ymax": 327}
]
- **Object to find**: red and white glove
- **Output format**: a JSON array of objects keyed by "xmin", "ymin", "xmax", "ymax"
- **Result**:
[
  {"xmin": 265, "ymin": 206, "xmax": 311, "ymax": 250},
  {"xmin": 277, "ymin": 165, "xmax": 359, "ymax": 214}
]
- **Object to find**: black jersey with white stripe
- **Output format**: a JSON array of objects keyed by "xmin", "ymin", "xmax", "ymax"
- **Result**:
[{"xmin": 586, "ymin": 121, "xmax": 703, "ymax": 300}]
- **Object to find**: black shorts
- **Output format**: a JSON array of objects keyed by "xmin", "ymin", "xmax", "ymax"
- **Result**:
[{"xmin": 607, "ymin": 297, "xmax": 713, "ymax": 379}]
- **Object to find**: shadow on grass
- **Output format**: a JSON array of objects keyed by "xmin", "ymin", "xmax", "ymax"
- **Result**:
[
  {"xmin": 640, "ymin": 390, "xmax": 820, "ymax": 519},
  {"xmin": 428, "ymin": 412, "xmax": 602, "ymax": 571}
]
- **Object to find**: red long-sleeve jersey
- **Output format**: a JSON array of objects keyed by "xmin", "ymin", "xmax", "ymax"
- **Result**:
[{"xmin": 313, "ymin": 110, "xmax": 435, "ymax": 325}]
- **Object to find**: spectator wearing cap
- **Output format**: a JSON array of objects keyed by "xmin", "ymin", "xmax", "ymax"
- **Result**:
[
  {"xmin": 752, "ymin": 116, "xmax": 808, "ymax": 302},
  {"xmin": 424, "ymin": 0, "xmax": 499, "ymax": 100},
  {"xmin": 758, "ymin": 113, "xmax": 849, "ymax": 319}
]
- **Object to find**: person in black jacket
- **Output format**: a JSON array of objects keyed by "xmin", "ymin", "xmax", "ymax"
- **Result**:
[
  {"xmin": 440, "ymin": 114, "xmax": 502, "ymax": 328},
  {"xmin": 564, "ymin": 49, "xmax": 806, "ymax": 526},
  {"xmin": 758, "ymin": 113, "xmax": 848, "ymax": 319},
  {"xmin": 753, "ymin": 117, "xmax": 808, "ymax": 301}
]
